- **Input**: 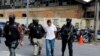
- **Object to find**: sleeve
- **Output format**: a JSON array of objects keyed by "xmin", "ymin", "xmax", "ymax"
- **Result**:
[
  {"xmin": 73, "ymin": 26, "xmax": 76, "ymax": 32},
  {"xmin": 28, "ymin": 23, "xmax": 32, "ymax": 29},
  {"xmin": 18, "ymin": 24, "xmax": 24, "ymax": 41},
  {"xmin": 3, "ymin": 22, "xmax": 9, "ymax": 38},
  {"xmin": 44, "ymin": 27, "xmax": 47, "ymax": 33},
  {"xmin": 54, "ymin": 25, "xmax": 57, "ymax": 32},
  {"xmin": 59, "ymin": 25, "xmax": 65, "ymax": 33},
  {"xmin": 41, "ymin": 25, "xmax": 46, "ymax": 34}
]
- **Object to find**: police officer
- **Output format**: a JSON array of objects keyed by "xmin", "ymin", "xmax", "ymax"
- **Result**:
[
  {"xmin": 29, "ymin": 19, "xmax": 45, "ymax": 56},
  {"xmin": 60, "ymin": 18, "xmax": 75, "ymax": 56},
  {"xmin": 28, "ymin": 20, "xmax": 35, "ymax": 45},
  {"xmin": 4, "ymin": 15, "xmax": 24, "ymax": 56}
]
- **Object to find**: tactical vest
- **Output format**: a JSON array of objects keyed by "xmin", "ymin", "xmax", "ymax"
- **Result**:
[
  {"xmin": 5, "ymin": 22, "xmax": 20, "ymax": 41},
  {"xmin": 30, "ymin": 24, "xmax": 44, "ymax": 38},
  {"xmin": 61, "ymin": 25, "xmax": 74, "ymax": 38}
]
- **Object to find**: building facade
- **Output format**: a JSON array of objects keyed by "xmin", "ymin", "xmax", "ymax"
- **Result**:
[
  {"xmin": 0, "ymin": 0, "xmax": 96, "ymax": 29},
  {"xmin": 0, "ymin": 0, "xmax": 81, "ymax": 9}
]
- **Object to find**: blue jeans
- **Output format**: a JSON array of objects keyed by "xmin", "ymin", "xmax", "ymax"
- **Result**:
[{"xmin": 46, "ymin": 39, "xmax": 55, "ymax": 56}]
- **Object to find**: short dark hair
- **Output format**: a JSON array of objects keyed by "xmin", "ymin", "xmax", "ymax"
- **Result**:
[{"xmin": 47, "ymin": 20, "xmax": 51, "ymax": 23}]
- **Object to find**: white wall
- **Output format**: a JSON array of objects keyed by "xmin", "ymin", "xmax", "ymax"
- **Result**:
[
  {"xmin": 0, "ymin": 18, "xmax": 86, "ymax": 29},
  {"xmin": 90, "ymin": 20, "xmax": 100, "ymax": 30}
]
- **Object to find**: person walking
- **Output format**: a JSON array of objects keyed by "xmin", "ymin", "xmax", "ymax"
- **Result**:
[
  {"xmin": 60, "ymin": 18, "xmax": 75, "ymax": 56},
  {"xmin": 45, "ymin": 20, "xmax": 57, "ymax": 56},
  {"xmin": 29, "ymin": 19, "xmax": 45, "ymax": 56},
  {"xmin": 28, "ymin": 21, "xmax": 34, "ymax": 45},
  {"xmin": 4, "ymin": 15, "xmax": 24, "ymax": 56}
]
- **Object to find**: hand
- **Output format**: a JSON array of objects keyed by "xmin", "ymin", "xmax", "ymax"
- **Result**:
[
  {"xmin": 19, "ymin": 40, "xmax": 24, "ymax": 47},
  {"xmin": 67, "ymin": 36, "xmax": 70, "ymax": 41},
  {"xmin": 57, "ymin": 37, "xmax": 62, "ymax": 40},
  {"xmin": 56, "ymin": 33, "xmax": 62, "ymax": 40}
]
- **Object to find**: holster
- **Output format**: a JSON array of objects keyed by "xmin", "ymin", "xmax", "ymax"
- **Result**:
[{"xmin": 5, "ymin": 40, "xmax": 19, "ymax": 49}]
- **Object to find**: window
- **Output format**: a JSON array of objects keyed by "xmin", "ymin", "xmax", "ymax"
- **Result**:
[
  {"xmin": 84, "ymin": 11, "xmax": 100, "ymax": 18},
  {"xmin": 22, "ymin": 13, "xmax": 27, "ymax": 17},
  {"xmin": 0, "ymin": 14, "xmax": 3, "ymax": 17},
  {"xmin": 84, "ymin": 12, "xmax": 94, "ymax": 18}
]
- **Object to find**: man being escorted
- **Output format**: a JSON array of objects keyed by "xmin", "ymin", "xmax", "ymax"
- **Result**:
[
  {"xmin": 4, "ymin": 15, "xmax": 24, "ymax": 56},
  {"xmin": 45, "ymin": 20, "xmax": 57, "ymax": 56},
  {"xmin": 60, "ymin": 18, "xmax": 75, "ymax": 56},
  {"xmin": 29, "ymin": 19, "xmax": 45, "ymax": 56}
]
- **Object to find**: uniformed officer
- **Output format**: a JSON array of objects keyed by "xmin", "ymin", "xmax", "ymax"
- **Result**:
[
  {"xmin": 4, "ymin": 15, "xmax": 24, "ymax": 56},
  {"xmin": 29, "ymin": 19, "xmax": 45, "ymax": 56},
  {"xmin": 60, "ymin": 18, "xmax": 75, "ymax": 56},
  {"xmin": 28, "ymin": 20, "xmax": 35, "ymax": 45}
]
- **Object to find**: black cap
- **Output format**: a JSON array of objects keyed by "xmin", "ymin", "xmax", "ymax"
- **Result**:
[
  {"xmin": 9, "ymin": 15, "xmax": 15, "ymax": 20},
  {"xmin": 9, "ymin": 15, "xmax": 15, "ymax": 19},
  {"xmin": 9, "ymin": 15, "xmax": 15, "ymax": 24},
  {"xmin": 33, "ymin": 19, "xmax": 39, "ymax": 22},
  {"xmin": 33, "ymin": 19, "xmax": 39, "ymax": 26},
  {"xmin": 66, "ymin": 18, "xmax": 72, "ymax": 22}
]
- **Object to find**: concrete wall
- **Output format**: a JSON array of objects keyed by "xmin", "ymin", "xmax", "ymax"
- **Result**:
[
  {"xmin": 0, "ymin": 5, "xmax": 84, "ymax": 18},
  {"xmin": 0, "ymin": 17, "xmax": 86, "ymax": 29},
  {"xmin": 0, "ymin": 5, "xmax": 86, "ymax": 28},
  {"xmin": 89, "ymin": 20, "xmax": 100, "ymax": 30}
]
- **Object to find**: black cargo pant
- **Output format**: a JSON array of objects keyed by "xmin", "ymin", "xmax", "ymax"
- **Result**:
[
  {"xmin": 5, "ymin": 40, "xmax": 19, "ymax": 56},
  {"xmin": 28, "ymin": 35, "xmax": 33, "ymax": 45},
  {"xmin": 62, "ymin": 37, "xmax": 73, "ymax": 56}
]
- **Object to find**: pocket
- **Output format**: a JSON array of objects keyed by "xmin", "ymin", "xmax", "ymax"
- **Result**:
[{"xmin": 11, "ymin": 41, "xmax": 19, "ymax": 49}]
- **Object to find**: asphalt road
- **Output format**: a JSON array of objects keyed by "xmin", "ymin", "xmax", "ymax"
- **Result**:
[{"xmin": 0, "ymin": 36, "xmax": 100, "ymax": 56}]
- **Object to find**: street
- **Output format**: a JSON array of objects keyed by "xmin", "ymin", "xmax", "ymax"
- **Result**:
[{"xmin": 0, "ymin": 36, "xmax": 100, "ymax": 56}]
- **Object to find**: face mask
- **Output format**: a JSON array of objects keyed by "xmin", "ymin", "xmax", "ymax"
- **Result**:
[
  {"xmin": 66, "ymin": 19, "xmax": 72, "ymax": 26},
  {"xmin": 33, "ymin": 20, "xmax": 39, "ymax": 26},
  {"xmin": 9, "ymin": 17, "xmax": 15, "ymax": 24}
]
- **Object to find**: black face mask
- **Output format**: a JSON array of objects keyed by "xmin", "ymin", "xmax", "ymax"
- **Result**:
[
  {"xmin": 66, "ymin": 19, "xmax": 72, "ymax": 26},
  {"xmin": 9, "ymin": 16, "xmax": 15, "ymax": 24},
  {"xmin": 33, "ymin": 20, "xmax": 39, "ymax": 26}
]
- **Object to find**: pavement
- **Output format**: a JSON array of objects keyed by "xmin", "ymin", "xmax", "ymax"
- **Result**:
[{"xmin": 0, "ymin": 36, "xmax": 100, "ymax": 56}]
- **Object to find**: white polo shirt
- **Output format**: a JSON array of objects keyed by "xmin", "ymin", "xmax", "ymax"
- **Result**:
[{"xmin": 45, "ymin": 24, "xmax": 57, "ymax": 40}]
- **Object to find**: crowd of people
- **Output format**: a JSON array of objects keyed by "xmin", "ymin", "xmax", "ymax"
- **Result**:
[{"xmin": 0, "ymin": 15, "xmax": 87, "ymax": 56}]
